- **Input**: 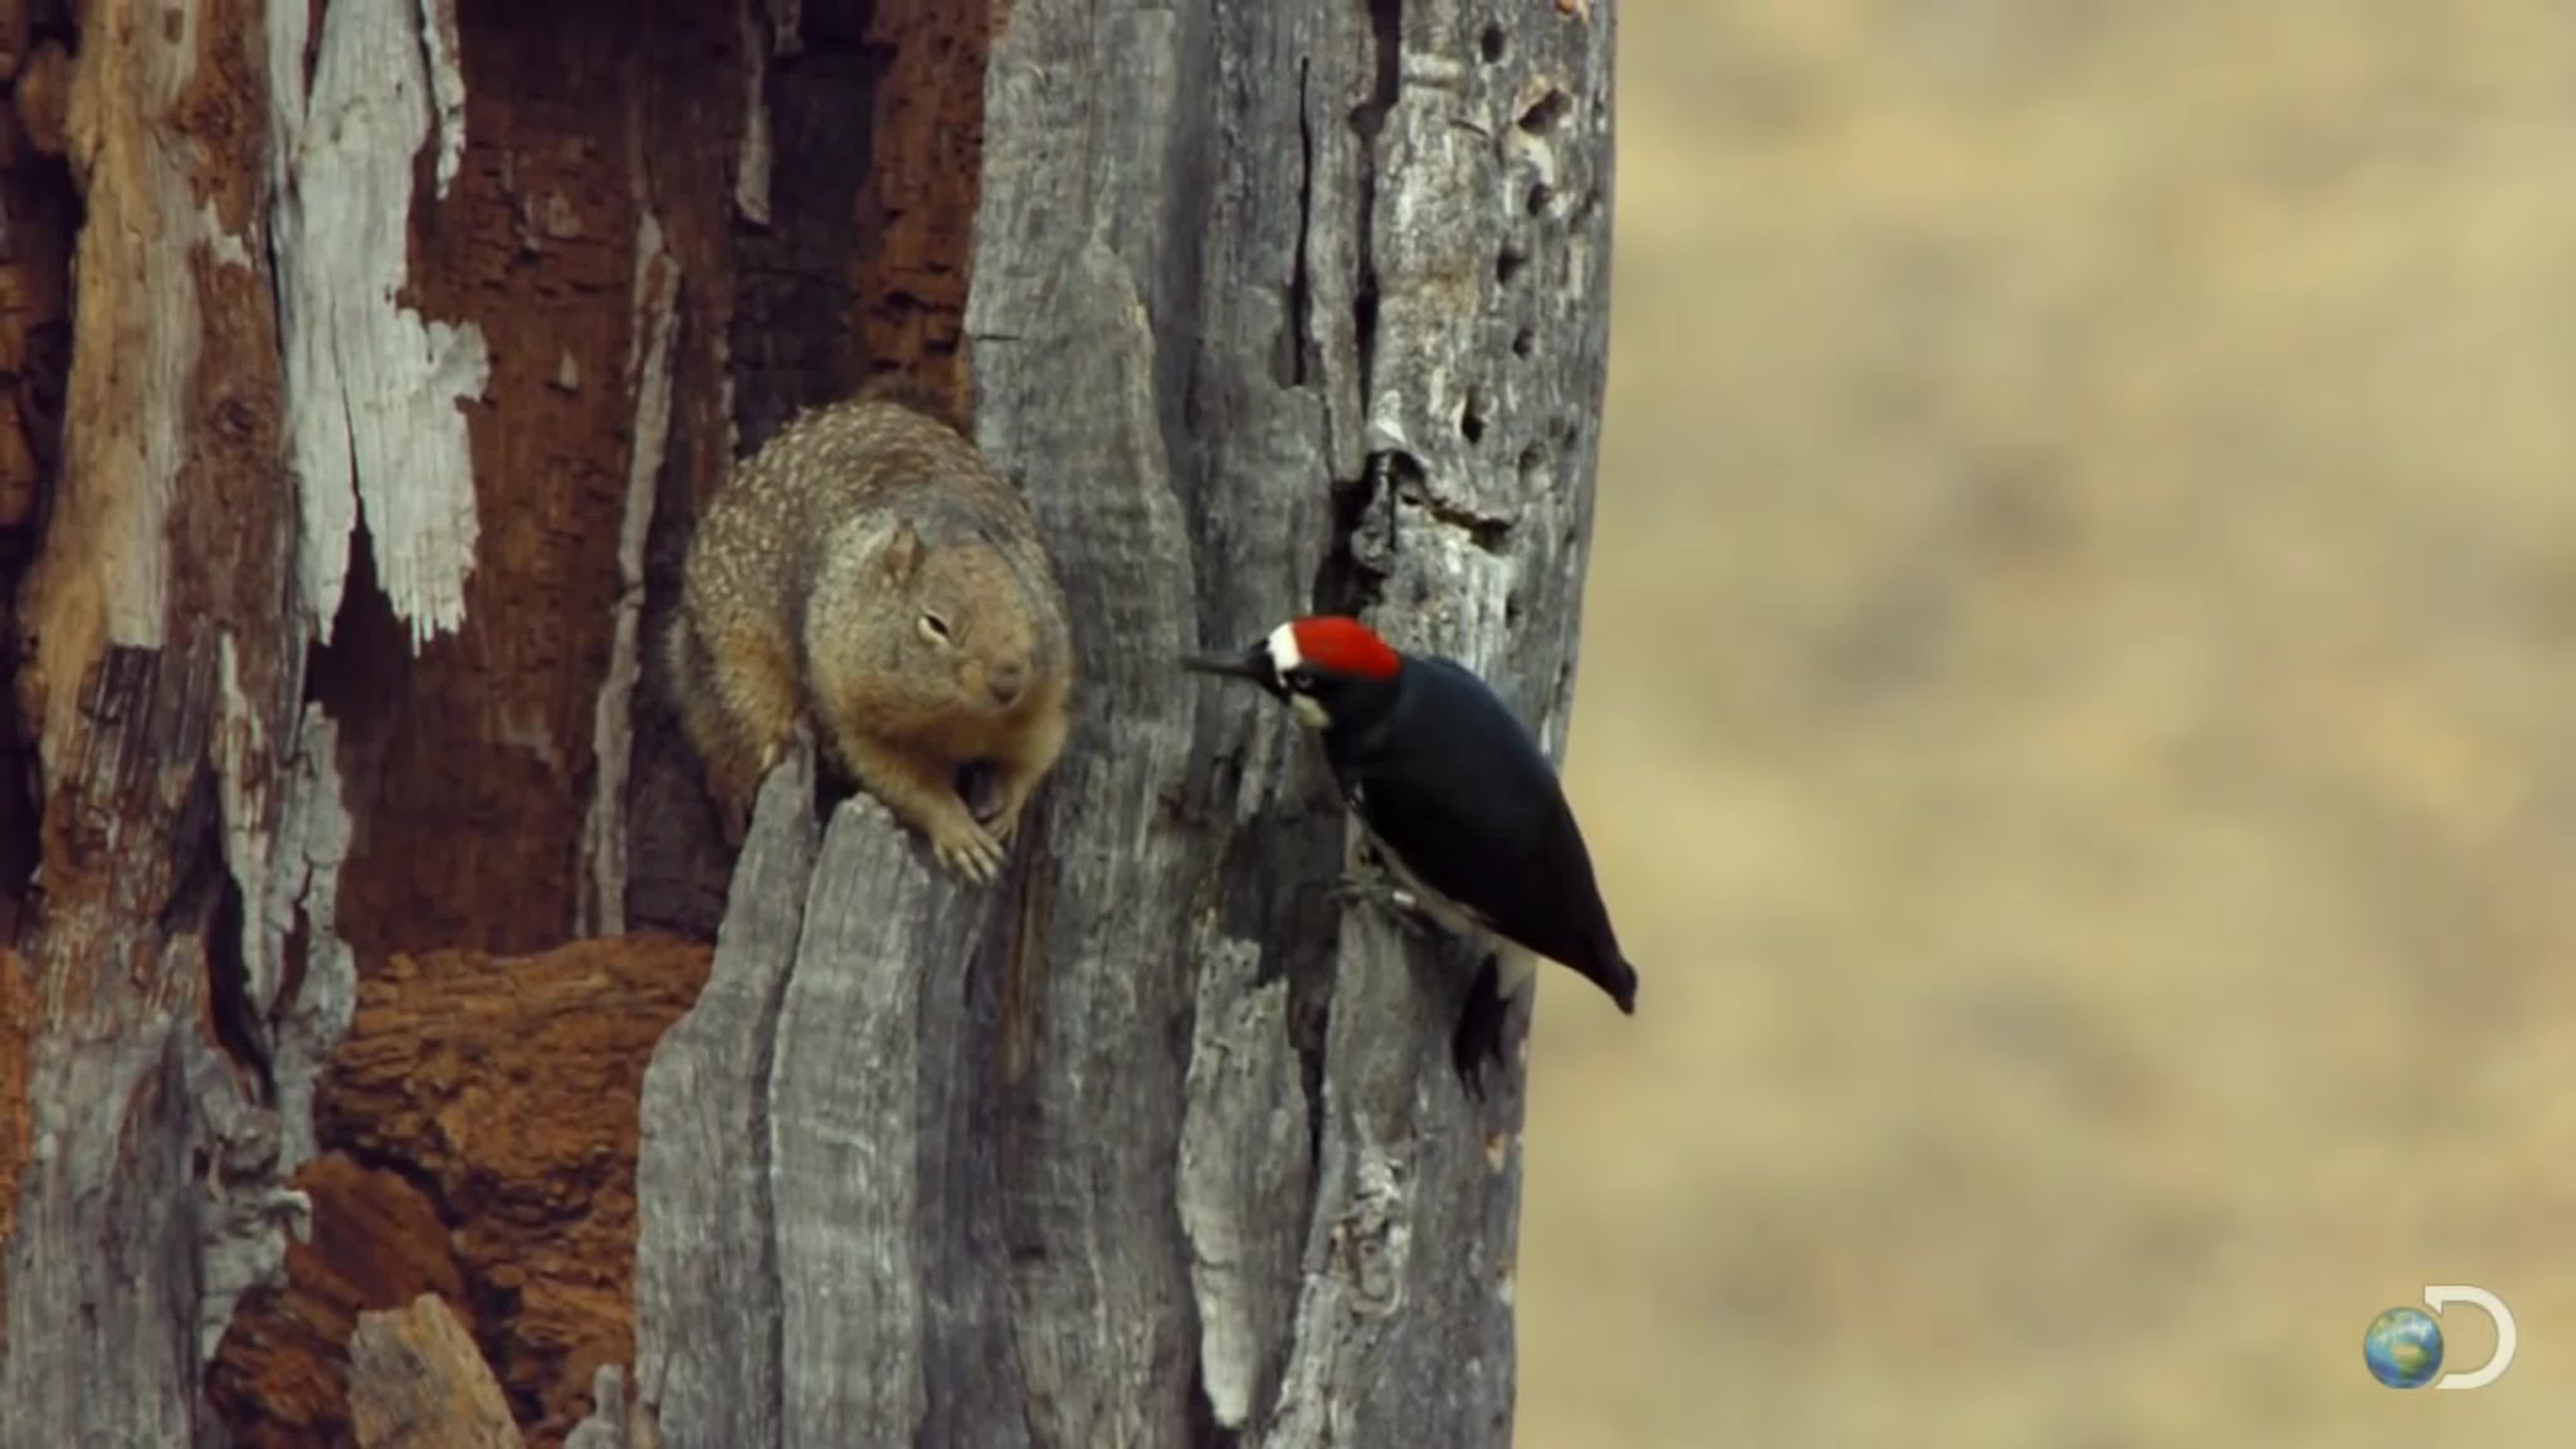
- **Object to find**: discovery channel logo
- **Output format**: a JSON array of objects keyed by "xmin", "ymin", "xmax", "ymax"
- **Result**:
[{"xmin": 2363, "ymin": 1285, "xmax": 2518, "ymax": 1391}]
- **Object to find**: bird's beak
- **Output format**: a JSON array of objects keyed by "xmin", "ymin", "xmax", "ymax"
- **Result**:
[{"xmin": 1179, "ymin": 645, "xmax": 1269, "ymax": 683}]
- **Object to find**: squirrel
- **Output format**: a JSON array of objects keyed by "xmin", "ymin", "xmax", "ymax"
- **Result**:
[{"xmin": 663, "ymin": 388, "xmax": 1074, "ymax": 882}]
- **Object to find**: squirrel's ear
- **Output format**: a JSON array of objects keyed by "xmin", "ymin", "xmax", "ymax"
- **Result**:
[{"xmin": 880, "ymin": 519, "xmax": 922, "ymax": 583}]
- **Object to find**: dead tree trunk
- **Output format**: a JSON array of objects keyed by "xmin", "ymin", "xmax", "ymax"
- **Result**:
[{"xmin": 0, "ymin": 0, "xmax": 1614, "ymax": 1443}]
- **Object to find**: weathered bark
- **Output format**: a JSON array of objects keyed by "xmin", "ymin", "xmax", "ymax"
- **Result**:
[{"xmin": 0, "ymin": 0, "xmax": 1614, "ymax": 1441}]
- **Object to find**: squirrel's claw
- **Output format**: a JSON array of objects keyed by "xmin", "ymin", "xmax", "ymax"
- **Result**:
[
  {"xmin": 752, "ymin": 721, "xmax": 808, "ymax": 786},
  {"xmin": 932, "ymin": 817, "xmax": 1007, "ymax": 883}
]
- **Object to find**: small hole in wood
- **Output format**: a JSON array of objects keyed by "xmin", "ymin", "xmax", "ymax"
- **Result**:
[
  {"xmin": 1525, "ymin": 182, "xmax": 1553, "ymax": 217},
  {"xmin": 1519, "ymin": 88, "xmax": 1572, "ymax": 134},
  {"xmin": 1461, "ymin": 391, "xmax": 1489, "ymax": 445},
  {"xmin": 1480, "ymin": 25, "xmax": 1507, "ymax": 63},
  {"xmin": 1517, "ymin": 443, "xmax": 1548, "ymax": 487},
  {"xmin": 1511, "ymin": 328, "xmax": 1535, "ymax": 358},
  {"xmin": 1496, "ymin": 247, "xmax": 1528, "ymax": 286}
]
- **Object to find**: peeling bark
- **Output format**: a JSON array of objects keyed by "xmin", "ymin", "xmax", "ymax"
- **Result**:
[
  {"xmin": 579, "ymin": 208, "xmax": 681, "ymax": 938},
  {"xmin": 270, "ymin": 0, "xmax": 491, "ymax": 651}
]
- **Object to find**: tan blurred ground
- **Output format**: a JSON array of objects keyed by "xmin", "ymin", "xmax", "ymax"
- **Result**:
[{"xmin": 1519, "ymin": 4, "xmax": 2576, "ymax": 1444}]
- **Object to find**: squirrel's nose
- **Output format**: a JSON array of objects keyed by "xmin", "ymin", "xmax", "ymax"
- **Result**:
[{"xmin": 988, "ymin": 659, "xmax": 1028, "ymax": 707}]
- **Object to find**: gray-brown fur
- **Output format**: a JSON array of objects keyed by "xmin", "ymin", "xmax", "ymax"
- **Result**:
[{"xmin": 664, "ymin": 396, "xmax": 1074, "ymax": 880}]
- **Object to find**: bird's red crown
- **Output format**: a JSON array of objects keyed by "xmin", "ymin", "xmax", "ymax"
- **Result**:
[{"xmin": 1289, "ymin": 616, "xmax": 1402, "ymax": 680}]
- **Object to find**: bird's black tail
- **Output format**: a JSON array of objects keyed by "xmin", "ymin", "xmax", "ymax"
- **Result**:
[
  {"xmin": 1579, "ymin": 954, "xmax": 1639, "ymax": 1015},
  {"xmin": 1452, "ymin": 958, "xmax": 1514, "ymax": 1097},
  {"xmin": 1452, "ymin": 952, "xmax": 1638, "ymax": 1097}
]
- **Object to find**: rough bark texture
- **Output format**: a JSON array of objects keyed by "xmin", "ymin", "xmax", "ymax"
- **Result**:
[
  {"xmin": 0, "ymin": 0, "xmax": 1614, "ymax": 1441},
  {"xmin": 209, "ymin": 936, "xmax": 711, "ymax": 1446}
]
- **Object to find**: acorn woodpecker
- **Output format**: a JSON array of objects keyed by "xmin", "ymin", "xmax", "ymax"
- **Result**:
[{"xmin": 1182, "ymin": 614, "xmax": 1639, "ymax": 1090}]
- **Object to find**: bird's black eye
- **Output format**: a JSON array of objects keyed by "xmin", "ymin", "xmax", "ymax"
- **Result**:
[{"xmin": 1282, "ymin": 666, "xmax": 1316, "ymax": 692}]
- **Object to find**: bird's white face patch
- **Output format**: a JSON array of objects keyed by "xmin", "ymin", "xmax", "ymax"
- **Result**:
[
  {"xmin": 1268, "ymin": 622, "xmax": 1332, "ymax": 729},
  {"xmin": 1264, "ymin": 623, "xmax": 1304, "ymax": 675}
]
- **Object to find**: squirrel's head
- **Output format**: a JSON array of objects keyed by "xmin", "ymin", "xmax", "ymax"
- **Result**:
[{"xmin": 874, "ymin": 518, "xmax": 1040, "ymax": 711}]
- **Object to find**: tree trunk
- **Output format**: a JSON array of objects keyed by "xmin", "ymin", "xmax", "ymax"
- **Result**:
[{"xmin": 0, "ymin": 0, "xmax": 1615, "ymax": 1441}]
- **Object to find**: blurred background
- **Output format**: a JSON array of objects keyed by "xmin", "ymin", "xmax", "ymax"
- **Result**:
[{"xmin": 1519, "ymin": 3, "xmax": 2576, "ymax": 1444}]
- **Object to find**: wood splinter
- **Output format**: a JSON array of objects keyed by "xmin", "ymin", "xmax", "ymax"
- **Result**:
[{"xmin": 345, "ymin": 1293, "xmax": 526, "ymax": 1449}]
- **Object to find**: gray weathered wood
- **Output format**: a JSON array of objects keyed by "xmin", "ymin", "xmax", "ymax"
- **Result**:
[
  {"xmin": 770, "ymin": 788, "xmax": 1021, "ymax": 1443},
  {"xmin": 631, "ymin": 749, "xmax": 821, "ymax": 1446},
  {"xmin": 628, "ymin": 0, "xmax": 1616, "ymax": 1443}
]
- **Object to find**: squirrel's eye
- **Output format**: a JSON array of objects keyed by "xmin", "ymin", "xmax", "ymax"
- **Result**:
[{"xmin": 919, "ymin": 611, "xmax": 953, "ymax": 643}]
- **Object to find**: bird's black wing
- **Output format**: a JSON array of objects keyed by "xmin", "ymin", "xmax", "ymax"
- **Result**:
[{"xmin": 1336, "ymin": 708, "xmax": 1632, "ymax": 1009}]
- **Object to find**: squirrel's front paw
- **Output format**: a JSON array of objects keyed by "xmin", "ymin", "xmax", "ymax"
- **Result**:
[
  {"xmin": 983, "ymin": 795, "xmax": 1028, "ymax": 845},
  {"xmin": 930, "ymin": 814, "xmax": 1007, "ymax": 883},
  {"xmin": 982, "ymin": 772, "xmax": 1041, "ymax": 847}
]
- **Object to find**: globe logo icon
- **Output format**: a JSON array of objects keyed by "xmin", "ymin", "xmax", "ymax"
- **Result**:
[{"xmin": 2365, "ymin": 1306, "xmax": 2446, "ymax": 1389}]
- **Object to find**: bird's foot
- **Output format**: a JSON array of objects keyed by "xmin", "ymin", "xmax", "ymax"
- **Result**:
[{"xmin": 1330, "ymin": 864, "xmax": 1431, "ymax": 936}]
